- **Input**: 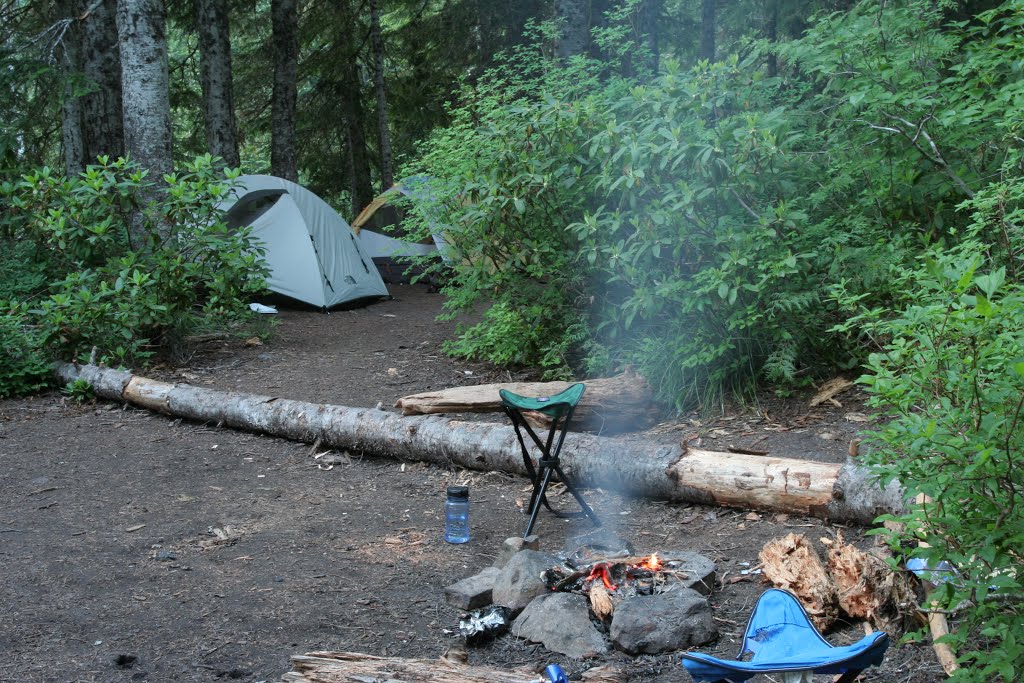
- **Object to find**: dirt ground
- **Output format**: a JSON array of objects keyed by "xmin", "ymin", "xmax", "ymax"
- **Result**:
[{"xmin": 1, "ymin": 284, "xmax": 947, "ymax": 682}]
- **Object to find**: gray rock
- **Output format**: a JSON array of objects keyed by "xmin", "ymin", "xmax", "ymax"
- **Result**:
[
  {"xmin": 609, "ymin": 588, "xmax": 718, "ymax": 655},
  {"xmin": 563, "ymin": 530, "xmax": 634, "ymax": 563},
  {"xmin": 444, "ymin": 566, "xmax": 502, "ymax": 610},
  {"xmin": 493, "ymin": 536, "xmax": 540, "ymax": 569},
  {"xmin": 657, "ymin": 550, "xmax": 717, "ymax": 596},
  {"xmin": 512, "ymin": 593, "xmax": 609, "ymax": 658},
  {"xmin": 491, "ymin": 549, "xmax": 561, "ymax": 614}
]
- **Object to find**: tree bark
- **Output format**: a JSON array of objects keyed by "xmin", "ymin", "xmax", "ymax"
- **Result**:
[
  {"xmin": 55, "ymin": 363, "xmax": 905, "ymax": 524},
  {"xmin": 282, "ymin": 651, "xmax": 619, "ymax": 683},
  {"xmin": 116, "ymin": 0, "xmax": 172, "ymax": 179},
  {"xmin": 343, "ymin": 65, "xmax": 375, "ymax": 216},
  {"xmin": 554, "ymin": 0, "xmax": 589, "ymax": 60},
  {"xmin": 636, "ymin": 0, "xmax": 661, "ymax": 75},
  {"xmin": 335, "ymin": 0, "xmax": 374, "ymax": 216},
  {"xmin": 59, "ymin": 0, "xmax": 85, "ymax": 175},
  {"xmin": 195, "ymin": 0, "xmax": 240, "ymax": 168},
  {"xmin": 368, "ymin": 0, "xmax": 394, "ymax": 192},
  {"xmin": 394, "ymin": 372, "xmax": 655, "ymax": 434},
  {"xmin": 81, "ymin": 0, "xmax": 124, "ymax": 163},
  {"xmin": 271, "ymin": 0, "xmax": 298, "ymax": 182},
  {"xmin": 699, "ymin": 0, "xmax": 715, "ymax": 62}
]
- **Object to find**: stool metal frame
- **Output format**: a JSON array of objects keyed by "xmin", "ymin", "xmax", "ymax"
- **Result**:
[{"xmin": 499, "ymin": 383, "xmax": 601, "ymax": 538}]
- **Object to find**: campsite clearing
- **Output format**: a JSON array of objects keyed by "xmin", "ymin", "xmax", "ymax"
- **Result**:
[{"xmin": 0, "ymin": 284, "xmax": 946, "ymax": 682}]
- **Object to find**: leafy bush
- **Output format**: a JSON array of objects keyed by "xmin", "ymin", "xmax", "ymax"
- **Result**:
[
  {"xmin": 860, "ymin": 243, "xmax": 1024, "ymax": 682},
  {"xmin": 0, "ymin": 155, "xmax": 268, "ymax": 369},
  {"xmin": 0, "ymin": 309, "xmax": 51, "ymax": 398}
]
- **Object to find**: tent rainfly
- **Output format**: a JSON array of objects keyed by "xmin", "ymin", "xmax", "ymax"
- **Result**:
[
  {"xmin": 350, "ymin": 176, "xmax": 450, "ymax": 265},
  {"xmin": 219, "ymin": 175, "xmax": 388, "ymax": 309}
]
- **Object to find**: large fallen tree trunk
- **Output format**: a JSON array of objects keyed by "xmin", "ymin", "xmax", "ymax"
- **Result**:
[
  {"xmin": 394, "ymin": 371, "xmax": 655, "ymax": 434},
  {"xmin": 282, "ymin": 651, "xmax": 619, "ymax": 683},
  {"xmin": 55, "ymin": 363, "xmax": 904, "ymax": 524}
]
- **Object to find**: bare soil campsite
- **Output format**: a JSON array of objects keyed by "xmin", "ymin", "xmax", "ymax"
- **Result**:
[{"xmin": 1, "ymin": 284, "xmax": 947, "ymax": 682}]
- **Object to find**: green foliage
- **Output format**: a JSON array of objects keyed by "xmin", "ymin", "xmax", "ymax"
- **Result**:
[
  {"xmin": 404, "ymin": 0, "xmax": 1024, "ymax": 413},
  {"xmin": 0, "ymin": 155, "xmax": 268, "ymax": 368},
  {"xmin": 858, "ymin": 243, "xmax": 1024, "ymax": 682},
  {"xmin": 0, "ymin": 309, "xmax": 51, "ymax": 398},
  {"xmin": 61, "ymin": 377, "xmax": 95, "ymax": 403}
]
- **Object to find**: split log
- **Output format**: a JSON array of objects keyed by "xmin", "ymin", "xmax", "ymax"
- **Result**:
[
  {"xmin": 54, "ymin": 363, "xmax": 905, "ymax": 524},
  {"xmin": 394, "ymin": 371, "xmax": 655, "ymax": 434},
  {"xmin": 589, "ymin": 583, "xmax": 615, "ymax": 621},
  {"xmin": 826, "ymin": 533, "xmax": 916, "ymax": 634},
  {"xmin": 915, "ymin": 494, "xmax": 960, "ymax": 677},
  {"xmin": 759, "ymin": 533, "xmax": 838, "ymax": 631},
  {"xmin": 281, "ymin": 651, "xmax": 619, "ymax": 683}
]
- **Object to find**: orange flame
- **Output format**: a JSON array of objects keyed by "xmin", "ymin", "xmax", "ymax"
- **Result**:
[
  {"xmin": 637, "ymin": 553, "xmax": 661, "ymax": 571},
  {"xmin": 587, "ymin": 562, "xmax": 617, "ymax": 591}
]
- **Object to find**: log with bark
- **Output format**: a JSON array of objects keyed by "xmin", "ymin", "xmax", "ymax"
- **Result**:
[
  {"xmin": 55, "ymin": 363, "xmax": 905, "ymax": 524},
  {"xmin": 281, "ymin": 651, "xmax": 619, "ymax": 683},
  {"xmin": 394, "ymin": 371, "xmax": 655, "ymax": 434}
]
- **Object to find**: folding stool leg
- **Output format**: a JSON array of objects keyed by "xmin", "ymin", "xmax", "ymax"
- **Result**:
[
  {"xmin": 550, "ymin": 462, "xmax": 601, "ymax": 528},
  {"xmin": 524, "ymin": 466, "xmax": 556, "ymax": 537}
]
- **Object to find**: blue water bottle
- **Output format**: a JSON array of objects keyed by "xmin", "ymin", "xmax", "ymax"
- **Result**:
[{"xmin": 445, "ymin": 485, "xmax": 470, "ymax": 544}]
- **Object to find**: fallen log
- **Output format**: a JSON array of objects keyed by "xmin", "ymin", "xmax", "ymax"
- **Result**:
[
  {"xmin": 281, "ymin": 651, "xmax": 619, "ymax": 683},
  {"xmin": 55, "ymin": 363, "xmax": 905, "ymax": 524},
  {"xmin": 394, "ymin": 371, "xmax": 655, "ymax": 434}
]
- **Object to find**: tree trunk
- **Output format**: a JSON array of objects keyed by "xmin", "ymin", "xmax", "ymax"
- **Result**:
[
  {"xmin": 282, "ymin": 651, "xmax": 620, "ymax": 683},
  {"xmin": 116, "ymin": 0, "xmax": 172, "ymax": 244},
  {"xmin": 195, "ymin": 0, "xmax": 240, "ymax": 168},
  {"xmin": 699, "ymin": 0, "xmax": 715, "ymax": 62},
  {"xmin": 333, "ymin": 0, "xmax": 374, "ymax": 215},
  {"xmin": 554, "ymin": 0, "xmax": 589, "ymax": 60},
  {"xmin": 81, "ymin": 0, "xmax": 124, "ymax": 163},
  {"xmin": 271, "ymin": 0, "xmax": 298, "ymax": 181},
  {"xmin": 636, "ymin": 0, "xmax": 661, "ymax": 75},
  {"xmin": 116, "ymin": 0, "xmax": 172, "ymax": 177},
  {"xmin": 55, "ymin": 363, "xmax": 905, "ymax": 524},
  {"xmin": 368, "ymin": 0, "xmax": 394, "ymax": 192},
  {"xmin": 60, "ymin": 0, "xmax": 85, "ymax": 175},
  {"xmin": 394, "ymin": 372, "xmax": 655, "ymax": 434}
]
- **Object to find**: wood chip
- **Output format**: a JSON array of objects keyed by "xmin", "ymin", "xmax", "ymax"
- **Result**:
[
  {"xmin": 589, "ymin": 583, "xmax": 614, "ymax": 620},
  {"xmin": 125, "ymin": 524, "xmax": 147, "ymax": 533},
  {"xmin": 809, "ymin": 377, "xmax": 854, "ymax": 407}
]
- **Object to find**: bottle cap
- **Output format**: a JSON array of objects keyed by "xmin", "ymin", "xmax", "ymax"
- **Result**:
[{"xmin": 447, "ymin": 485, "xmax": 469, "ymax": 499}]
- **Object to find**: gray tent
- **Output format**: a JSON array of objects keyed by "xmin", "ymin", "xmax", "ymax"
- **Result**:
[{"xmin": 220, "ymin": 175, "xmax": 388, "ymax": 309}]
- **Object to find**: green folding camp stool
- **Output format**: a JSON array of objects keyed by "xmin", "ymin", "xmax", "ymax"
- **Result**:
[{"xmin": 499, "ymin": 383, "xmax": 601, "ymax": 538}]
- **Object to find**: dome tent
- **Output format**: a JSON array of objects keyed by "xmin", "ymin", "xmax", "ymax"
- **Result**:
[{"xmin": 219, "ymin": 175, "xmax": 388, "ymax": 309}]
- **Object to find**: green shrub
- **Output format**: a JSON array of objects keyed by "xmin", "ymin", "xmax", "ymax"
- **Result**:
[
  {"xmin": 0, "ymin": 309, "xmax": 51, "ymax": 398},
  {"xmin": 1, "ymin": 155, "xmax": 269, "ymax": 367},
  {"xmin": 860, "ymin": 243, "xmax": 1024, "ymax": 682}
]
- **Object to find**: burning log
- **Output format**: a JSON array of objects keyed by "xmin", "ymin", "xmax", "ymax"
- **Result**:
[
  {"xmin": 281, "ymin": 651, "xmax": 620, "ymax": 683},
  {"xmin": 394, "ymin": 370, "xmax": 655, "ymax": 434},
  {"xmin": 589, "ymin": 583, "xmax": 615, "ymax": 621},
  {"xmin": 54, "ymin": 363, "xmax": 905, "ymax": 524}
]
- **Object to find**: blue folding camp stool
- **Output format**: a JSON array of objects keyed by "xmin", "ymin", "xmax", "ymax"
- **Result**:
[
  {"xmin": 499, "ymin": 383, "xmax": 601, "ymax": 538},
  {"xmin": 681, "ymin": 588, "xmax": 889, "ymax": 683}
]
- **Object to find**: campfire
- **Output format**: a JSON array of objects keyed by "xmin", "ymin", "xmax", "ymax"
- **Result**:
[{"xmin": 542, "ymin": 553, "xmax": 691, "ymax": 620}]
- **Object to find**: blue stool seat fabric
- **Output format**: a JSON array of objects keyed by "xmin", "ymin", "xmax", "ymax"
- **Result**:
[{"xmin": 681, "ymin": 589, "xmax": 889, "ymax": 683}]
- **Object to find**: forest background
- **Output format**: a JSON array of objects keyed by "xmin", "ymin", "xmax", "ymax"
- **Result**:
[{"xmin": 2, "ymin": 0, "xmax": 1024, "ymax": 680}]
